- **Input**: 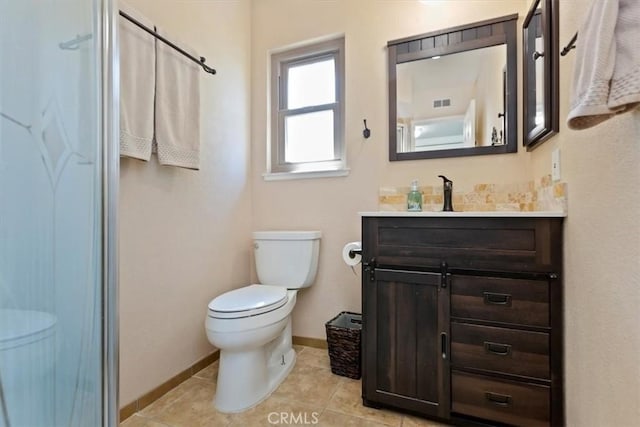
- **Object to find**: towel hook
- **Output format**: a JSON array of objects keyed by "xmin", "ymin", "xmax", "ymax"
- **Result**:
[
  {"xmin": 561, "ymin": 32, "xmax": 578, "ymax": 56},
  {"xmin": 362, "ymin": 119, "xmax": 371, "ymax": 139}
]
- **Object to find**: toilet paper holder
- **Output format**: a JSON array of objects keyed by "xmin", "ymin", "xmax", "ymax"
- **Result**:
[{"xmin": 348, "ymin": 248, "xmax": 362, "ymax": 259}]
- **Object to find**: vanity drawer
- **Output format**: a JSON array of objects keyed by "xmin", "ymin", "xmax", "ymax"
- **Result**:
[
  {"xmin": 451, "ymin": 322, "xmax": 550, "ymax": 379},
  {"xmin": 451, "ymin": 275, "xmax": 550, "ymax": 327},
  {"xmin": 452, "ymin": 371, "xmax": 550, "ymax": 426},
  {"xmin": 364, "ymin": 217, "xmax": 562, "ymax": 273}
]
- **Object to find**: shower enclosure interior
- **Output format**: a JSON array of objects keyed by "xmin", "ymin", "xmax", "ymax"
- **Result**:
[{"xmin": 0, "ymin": 1, "xmax": 117, "ymax": 426}]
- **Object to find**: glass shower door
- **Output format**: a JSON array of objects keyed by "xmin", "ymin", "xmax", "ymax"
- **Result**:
[{"xmin": 0, "ymin": 0, "xmax": 118, "ymax": 426}]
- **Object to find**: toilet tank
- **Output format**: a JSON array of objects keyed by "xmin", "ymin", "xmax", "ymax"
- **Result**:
[{"xmin": 253, "ymin": 231, "xmax": 321, "ymax": 289}]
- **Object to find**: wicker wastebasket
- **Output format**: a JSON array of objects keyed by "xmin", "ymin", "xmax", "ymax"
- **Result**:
[{"xmin": 325, "ymin": 311, "xmax": 362, "ymax": 379}]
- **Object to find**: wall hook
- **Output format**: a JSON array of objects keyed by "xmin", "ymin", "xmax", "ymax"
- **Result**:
[
  {"xmin": 561, "ymin": 32, "xmax": 578, "ymax": 56},
  {"xmin": 362, "ymin": 119, "xmax": 371, "ymax": 139}
]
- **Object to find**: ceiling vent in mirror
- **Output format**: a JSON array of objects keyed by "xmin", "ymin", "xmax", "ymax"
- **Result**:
[{"xmin": 433, "ymin": 98, "xmax": 451, "ymax": 108}]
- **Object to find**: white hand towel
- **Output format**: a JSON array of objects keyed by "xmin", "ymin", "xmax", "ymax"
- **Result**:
[
  {"xmin": 567, "ymin": 0, "xmax": 640, "ymax": 130},
  {"xmin": 119, "ymin": 3, "xmax": 155, "ymax": 160},
  {"xmin": 155, "ymin": 27, "xmax": 201, "ymax": 170},
  {"xmin": 608, "ymin": 0, "xmax": 640, "ymax": 112}
]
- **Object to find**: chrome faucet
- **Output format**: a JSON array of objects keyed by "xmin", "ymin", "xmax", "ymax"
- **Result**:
[{"xmin": 438, "ymin": 175, "xmax": 454, "ymax": 211}]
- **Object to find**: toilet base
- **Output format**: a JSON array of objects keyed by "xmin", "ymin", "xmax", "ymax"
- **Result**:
[
  {"xmin": 212, "ymin": 318, "xmax": 296, "ymax": 413},
  {"xmin": 214, "ymin": 347, "xmax": 296, "ymax": 413}
]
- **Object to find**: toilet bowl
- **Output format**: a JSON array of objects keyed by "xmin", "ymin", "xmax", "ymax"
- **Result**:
[
  {"xmin": 205, "ymin": 231, "xmax": 320, "ymax": 413},
  {"xmin": 0, "ymin": 309, "xmax": 57, "ymax": 426}
]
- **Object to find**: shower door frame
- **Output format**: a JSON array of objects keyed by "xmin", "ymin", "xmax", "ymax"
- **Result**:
[{"xmin": 100, "ymin": 0, "xmax": 119, "ymax": 426}]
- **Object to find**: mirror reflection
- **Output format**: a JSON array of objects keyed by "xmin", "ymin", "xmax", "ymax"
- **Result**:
[
  {"xmin": 534, "ymin": 16, "xmax": 545, "ymax": 126},
  {"xmin": 388, "ymin": 14, "xmax": 518, "ymax": 161},
  {"xmin": 526, "ymin": 10, "xmax": 545, "ymax": 131},
  {"xmin": 396, "ymin": 45, "xmax": 506, "ymax": 153}
]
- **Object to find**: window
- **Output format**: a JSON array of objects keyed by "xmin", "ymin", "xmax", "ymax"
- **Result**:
[{"xmin": 269, "ymin": 37, "xmax": 346, "ymax": 177}]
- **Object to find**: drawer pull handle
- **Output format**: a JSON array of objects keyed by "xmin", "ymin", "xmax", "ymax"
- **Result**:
[
  {"xmin": 484, "ymin": 341, "xmax": 512, "ymax": 356},
  {"xmin": 485, "ymin": 391, "xmax": 512, "ymax": 407},
  {"xmin": 483, "ymin": 292, "xmax": 512, "ymax": 306}
]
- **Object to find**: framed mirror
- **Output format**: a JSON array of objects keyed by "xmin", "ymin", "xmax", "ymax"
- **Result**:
[
  {"xmin": 388, "ymin": 14, "xmax": 518, "ymax": 161},
  {"xmin": 523, "ymin": 0, "xmax": 559, "ymax": 149}
]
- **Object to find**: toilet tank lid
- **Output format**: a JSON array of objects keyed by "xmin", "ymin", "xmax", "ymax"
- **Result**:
[{"xmin": 252, "ymin": 230, "xmax": 321, "ymax": 240}]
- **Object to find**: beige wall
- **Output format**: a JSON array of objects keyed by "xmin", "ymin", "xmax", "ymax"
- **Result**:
[
  {"xmin": 528, "ymin": 2, "xmax": 640, "ymax": 424},
  {"xmin": 250, "ymin": 0, "xmax": 640, "ymax": 425},
  {"xmin": 250, "ymin": 0, "xmax": 530, "ymax": 343},
  {"xmin": 119, "ymin": 0, "xmax": 252, "ymax": 406},
  {"xmin": 117, "ymin": 0, "xmax": 640, "ymax": 423}
]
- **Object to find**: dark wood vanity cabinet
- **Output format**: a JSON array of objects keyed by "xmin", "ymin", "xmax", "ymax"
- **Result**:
[{"xmin": 361, "ymin": 216, "xmax": 563, "ymax": 426}]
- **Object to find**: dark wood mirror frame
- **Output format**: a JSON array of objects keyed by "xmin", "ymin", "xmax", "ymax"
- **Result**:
[
  {"xmin": 523, "ymin": 0, "xmax": 559, "ymax": 150},
  {"xmin": 388, "ymin": 14, "xmax": 518, "ymax": 161}
]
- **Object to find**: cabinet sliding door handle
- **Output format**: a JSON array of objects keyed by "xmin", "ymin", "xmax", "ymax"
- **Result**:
[
  {"xmin": 441, "ymin": 332, "xmax": 448, "ymax": 359},
  {"xmin": 483, "ymin": 292, "xmax": 512, "ymax": 306}
]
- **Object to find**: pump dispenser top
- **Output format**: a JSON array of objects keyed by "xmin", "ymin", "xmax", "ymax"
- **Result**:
[{"xmin": 407, "ymin": 180, "xmax": 422, "ymax": 212}]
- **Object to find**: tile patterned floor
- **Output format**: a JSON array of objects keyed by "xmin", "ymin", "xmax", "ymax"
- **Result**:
[{"xmin": 121, "ymin": 345, "xmax": 448, "ymax": 427}]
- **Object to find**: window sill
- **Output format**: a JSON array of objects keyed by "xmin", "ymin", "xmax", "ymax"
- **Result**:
[{"xmin": 262, "ymin": 168, "xmax": 350, "ymax": 181}]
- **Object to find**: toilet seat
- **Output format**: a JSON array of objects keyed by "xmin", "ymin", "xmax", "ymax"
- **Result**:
[{"xmin": 208, "ymin": 284, "xmax": 288, "ymax": 319}]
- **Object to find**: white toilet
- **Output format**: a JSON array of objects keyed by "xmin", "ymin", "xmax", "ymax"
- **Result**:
[
  {"xmin": 205, "ymin": 230, "xmax": 321, "ymax": 413},
  {"xmin": 0, "ymin": 309, "xmax": 57, "ymax": 426}
]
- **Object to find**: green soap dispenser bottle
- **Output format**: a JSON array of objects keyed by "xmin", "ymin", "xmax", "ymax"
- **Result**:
[{"xmin": 407, "ymin": 180, "xmax": 422, "ymax": 212}]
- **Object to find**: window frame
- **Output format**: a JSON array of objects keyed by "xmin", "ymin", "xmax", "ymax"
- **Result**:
[{"xmin": 269, "ymin": 37, "xmax": 346, "ymax": 175}]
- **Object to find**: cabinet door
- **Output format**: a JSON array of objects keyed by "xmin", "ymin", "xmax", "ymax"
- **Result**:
[{"xmin": 362, "ymin": 268, "xmax": 450, "ymax": 419}]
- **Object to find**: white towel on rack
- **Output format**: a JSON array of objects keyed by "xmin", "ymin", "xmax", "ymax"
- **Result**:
[
  {"xmin": 154, "ymin": 27, "xmax": 201, "ymax": 170},
  {"xmin": 119, "ymin": 3, "xmax": 156, "ymax": 160},
  {"xmin": 567, "ymin": 0, "xmax": 640, "ymax": 130}
]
